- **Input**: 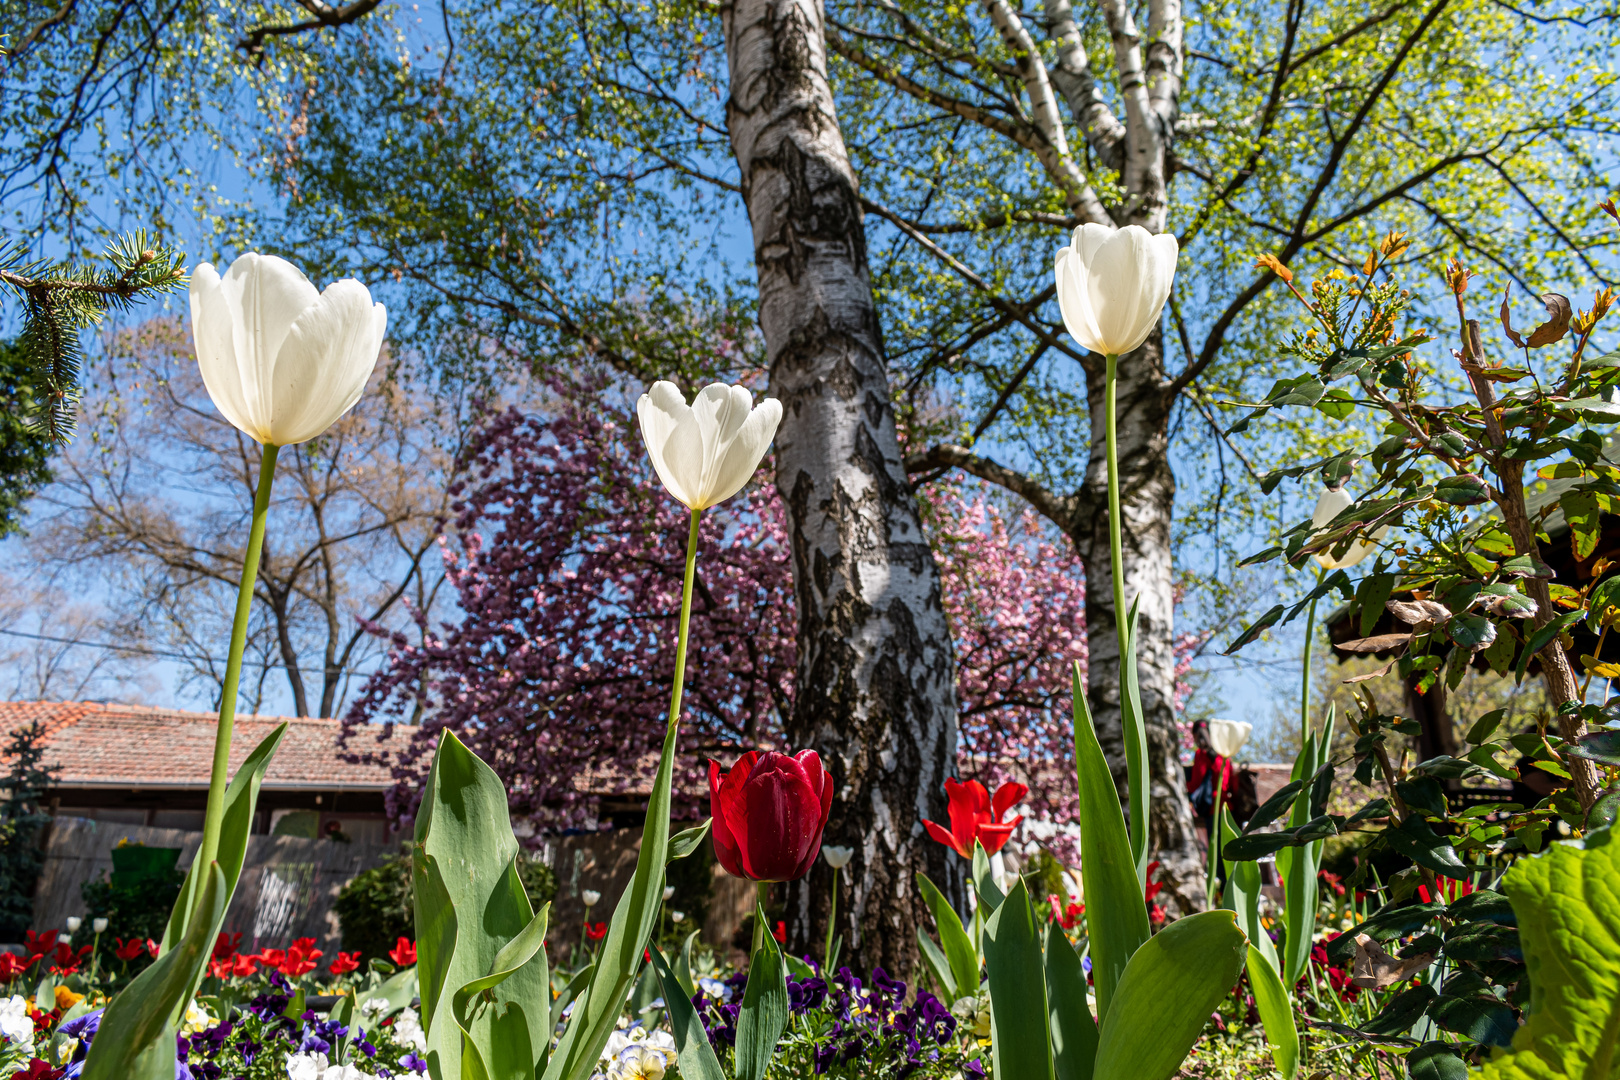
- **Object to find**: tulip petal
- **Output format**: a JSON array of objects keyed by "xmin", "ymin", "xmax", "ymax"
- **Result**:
[
  {"xmin": 1055, "ymin": 248, "xmax": 1105, "ymax": 356},
  {"xmin": 975, "ymin": 822, "xmax": 1016, "ymax": 856},
  {"xmin": 271, "ymin": 279, "xmax": 385, "ymax": 445},
  {"xmin": 704, "ymin": 396, "xmax": 780, "ymax": 509},
  {"xmin": 738, "ymin": 753, "xmax": 824, "ymax": 881},
  {"xmin": 719, "ymin": 752, "xmax": 759, "ymax": 877},
  {"xmin": 1087, "ymin": 227, "xmax": 1152, "ymax": 356},
  {"xmin": 924, "ymin": 818, "xmax": 970, "ymax": 859},
  {"xmin": 710, "ymin": 759, "xmax": 747, "ymax": 879},
  {"xmin": 218, "ymin": 254, "xmax": 320, "ymax": 438},
  {"xmin": 190, "ymin": 262, "xmax": 258, "ymax": 440},
  {"xmin": 990, "ymin": 781, "xmax": 1029, "ymax": 823},
  {"xmin": 943, "ymin": 777, "xmax": 990, "ymax": 856},
  {"xmin": 638, "ymin": 382, "xmax": 695, "ymax": 507}
]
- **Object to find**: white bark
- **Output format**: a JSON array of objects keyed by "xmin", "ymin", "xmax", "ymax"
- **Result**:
[{"xmin": 721, "ymin": 0, "xmax": 965, "ymax": 971}]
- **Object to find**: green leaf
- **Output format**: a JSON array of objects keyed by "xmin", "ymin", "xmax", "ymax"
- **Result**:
[
  {"xmin": 916, "ymin": 927, "xmax": 956, "ymax": 1001},
  {"xmin": 1224, "ymin": 604, "xmax": 1285, "ymax": 654},
  {"xmin": 973, "ymin": 841, "xmax": 1005, "ymax": 914},
  {"xmin": 413, "ymin": 731, "xmax": 552, "ymax": 1080},
  {"xmin": 1045, "ymin": 920, "xmax": 1097, "ymax": 1080},
  {"xmin": 1467, "ymin": 708, "xmax": 1507, "ymax": 745},
  {"xmin": 733, "ymin": 900, "xmax": 790, "ymax": 1080},
  {"xmin": 1222, "ymin": 831, "xmax": 1304, "ymax": 861},
  {"xmin": 1516, "ymin": 611, "xmax": 1586, "ymax": 683},
  {"xmin": 1362, "ymin": 984, "xmax": 1435, "ymax": 1035},
  {"xmin": 1092, "ymin": 911, "xmax": 1247, "ymax": 1080},
  {"xmin": 1408, "ymin": 1042, "xmax": 1468, "ymax": 1080},
  {"xmin": 647, "ymin": 945, "xmax": 725, "ymax": 1080},
  {"xmin": 1449, "ymin": 614, "xmax": 1498, "ymax": 650},
  {"xmin": 543, "ymin": 713, "xmax": 680, "ymax": 1080},
  {"xmin": 1121, "ymin": 600, "xmax": 1150, "ymax": 880},
  {"xmin": 1435, "ymin": 473, "xmax": 1490, "ymax": 505},
  {"xmin": 1221, "ymin": 809, "xmax": 1279, "ymax": 975},
  {"xmin": 1246, "ymin": 944, "xmax": 1298, "ymax": 1079},
  {"xmin": 982, "ymin": 880, "xmax": 1055, "ymax": 1080},
  {"xmin": 80, "ymin": 863, "xmax": 227, "ymax": 1080},
  {"xmin": 918, "ymin": 871, "xmax": 979, "ymax": 1001},
  {"xmin": 1569, "ymin": 730, "xmax": 1620, "ymax": 766},
  {"xmin": 1430, "ymin": 991, "xmax": 1518, "ymax": 1047},
  {"xmin": 1358, "ymin": 572, "xmax": 1396, "ymax": 638},
  {"xmin": 1070, "ymin": 662, "xmax": 1150, "ymax": 1021},
  {"xmin": 667, "ymin": 819, "xmax": 711, "ymax": 861},
  {"xmin": 451, "ymin": 902, "xmax": 552, "ymax": 1080},
  {"xmin": 1384, "ymin": 816, "xmax": 1471, "ymax": 876},
  {"xmin": 675, "ymin": 930, "xmax": 699, "ymax": 1001},
  {"xmin": 1560, "ymin": 490, "xmax": 1602, "ymax": 559},
  {"xmin": 1245, "ymin": 780, "xmax": 1305, "ymax": 834}
]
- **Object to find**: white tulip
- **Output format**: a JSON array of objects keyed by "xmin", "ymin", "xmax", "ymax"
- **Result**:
[
  {"xmin": 636, "ymin": 382, "xmax": 783, "ymax": 510},
  {"xmin": 1312, "ymin": 487, "xmax": 1388, "ymax": 569},
  {"xmin": 64, "ymin": 917, "xmax": 81, "ymax": 933},
  {"xmin": 663, "ymin": 886, "xmax": 675, "ymax": 901},
  {"xmin": 671, "ymin": 911, "xmax": 686, "ymax": 923},
  {"xmin": 91, "ymin": 918, "xmax": 107, "ymax": 934},
  {"xmin": 1054, "ymin": 224, "xmax": 1180, "ymax": 356},
  {"xmin": 822, "ymin": 845, "xmax": 854, "ymax": 870},
  {"xmin": 1205, "ymin": 718, "xmax": 1252, "ymax": 759},
  {"xmin": 190, "ymin": 253, "xmax": 387, "ymax": 447},
  {"xmin": 582, "ymin": 889, "xmax": 601, "ymax": 907}
]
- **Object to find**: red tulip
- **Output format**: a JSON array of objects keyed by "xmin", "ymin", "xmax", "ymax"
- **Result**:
[
  {"xmin": 388, "ymin": 937, "xmax": 417, "ymax": 966},
  {"xmin": 922, "ymin": 777, "xmax": 1027, "ymax": 858},
  {"xmin": 709, "ymin": 750, "xmax": 834, "ymax": 882}
]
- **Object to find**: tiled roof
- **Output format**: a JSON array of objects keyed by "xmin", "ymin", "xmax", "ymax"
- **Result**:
[{"xmin": 0, "ymin": 701, "xmax": 412, "ymax": 791}]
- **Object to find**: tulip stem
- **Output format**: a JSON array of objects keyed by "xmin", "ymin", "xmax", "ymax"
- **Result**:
[
  {"xmin": 1104, "ymin": 353, "xmax": 1127, "ymax": 658},
  {"xmin": 754, "ymin": 880, "xmax": 771, "ymax": 957},
  {"xmin": 196, "ymin": 442, "xmax": 279, "ymax": 917},
  {"xmin": 666, "ymin": 508, "xmax": 702, "ymax": 732},
  {"xmin": 824, "ymin": 868, "xmax": 838, "ymax": 970},
  {"xmin": 1302, "ymin": 564, "xmax": 1323, "ymax": 744}
]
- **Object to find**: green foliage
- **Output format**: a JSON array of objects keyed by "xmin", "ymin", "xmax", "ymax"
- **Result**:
[
  {"xmin": 0, "ymin": 234, "xmax": 186, "ymax": 441},
  {"xmin": 0, "ymin": 720, "xmax": 55, "ymax": 939},
  {"xmin": 1476, "ymin": 829, "xmax": 1620, "ymax": 1079},
  {"xmin": 81, "ymin": 851, "xmax": 184, "ymax": 947},
  {"xmin": 0, "ymin": 339, "xmax": 55, "ymax": 535}
]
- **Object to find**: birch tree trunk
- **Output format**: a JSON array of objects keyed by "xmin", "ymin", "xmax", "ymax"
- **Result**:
[{"xmin": 721, "ymin": 0, "xmax": 965, "ymax": 972}]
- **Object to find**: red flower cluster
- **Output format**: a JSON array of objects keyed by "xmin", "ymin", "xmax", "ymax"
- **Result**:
[
  {"xmin": 1144, "ymin": 861, "xmax": 1168, "ymax": 927},
  {"xmin": 256, "ymin": 938, "xmax": 324, "ymax": 978},
  {"xmin": 208, "ymin": 954, "xmax": 259, "ymax": 980},
  {"xmin": 1046, "ymin": 895, "xmax": 1084, "ymax": 930},
  {"xmin": 1310, "ymin": 942, "xmax": 1360, "ymax": 1000},
  {"xmin": 923, "ymin": 778, "xmax": 1027, "ymax": 859},
  {"xmin": 388, "ymin": 938, "xmax": 417, "ymax": 966},
  {"xmin": 584, "ymin": 922, "xmax": 608, "ymax": 942},
  {"xmin": 41, "ymin": 942, "xmax": 91, "ymax": 977},
  {"xmin": 329, "ymin": 951, "xmax": 362, "ymax": 976},
  {"xmin": 1318, "ymin": 870, "xmax": 1346, "ymax": 896}
]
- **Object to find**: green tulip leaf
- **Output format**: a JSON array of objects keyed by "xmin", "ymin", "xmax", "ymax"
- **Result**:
[
  {"xmin": 1475, "ymin": 830, "xmax": 1620, "ymax": 1080},
  {"xmin": 982, "ymin": 880, "xmax": 1055, "ymax": 1080},
  {"xmin": 648, "ymin": 944, "xmax": 726, "ymax": 1080},
  {"xmin": 1222, "ymin": 809, "xmax": 1279, "ymax": 975},
  {"xmin": 916, "ymin": 927, "xmax": 956, "ymax": 1001},
  {"xmin": 81, "ymin": 863, "xmax": 227, "ymax": 1080},
  {"xmin": 1045, "ymin": 919, "xmax": 1098, "ymax": 1080},
  {"xmin": 1092, "ymin": 910, "xmax": 1247, "ymax": 1080},
  {"xmin": 918, "ymin": 871, "xmax": 979, "ymax": 1001},
  {"xmin": 734, "ymin": 900, "xmax": 790, "ymax": 1080},
  {"xmin": 1120, "ymin": 600, "xmax": 1149, "ymax": 879},
  {"xmin": 451, "ymin": 902, "xmax": 552, "ymax": 1080},
  {"xmin": 1246, "ymin": 944, "xmax": 1298, "ymax": 1079},
  {"xmin": 667, "ymin": 819, "xmax": 712, "ymax": 861},
  {"xmin": 414, "ymin": 731, "xmax": 552, "ymax": 1080},
  {"xmin": 972, "ymin": 841, "xmax": 1005, "ymax": 914},
  {"xmin": 1070, "ymin": 662, "xmax": 1150, "ymax": 1022}
]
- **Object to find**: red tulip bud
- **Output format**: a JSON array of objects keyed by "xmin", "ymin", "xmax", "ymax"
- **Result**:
[{"xmin": 709, "ymin": 750, "xmax": 834, "ymax": 882}]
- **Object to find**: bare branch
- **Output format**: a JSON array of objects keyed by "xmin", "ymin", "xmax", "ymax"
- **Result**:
[
  {"xmin": 237, "ymin": 0, "xmax": 383, "ymax": 55},
  {"xmin": 7, "ymin": 0, "xmax": 80, "ymax": 59},
  {"xmin": 1042, "ymin": 0, "xmax": 1126, "ymax": 170},
  {"xmin": 905, "ymin": 443, "xmax": 1079, "ymax": 530}
]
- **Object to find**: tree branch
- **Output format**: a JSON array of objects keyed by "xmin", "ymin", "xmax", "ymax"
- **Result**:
[
  {"xmin": 1041, "ymin": 0, "xmax": 1126, "ymax": 171},
  {"xmin": 237, "ymin": 0, "xmax": 383, "ymax": 55},
  {"xmin": 905, "ymin": 443, "xmax": 1079, "ymax": 530}
]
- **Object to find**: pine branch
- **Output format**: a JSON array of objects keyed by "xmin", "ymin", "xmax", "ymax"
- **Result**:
[{"xmin": 0, "ymin": 230, "xmax": 186, "ymax": 443}]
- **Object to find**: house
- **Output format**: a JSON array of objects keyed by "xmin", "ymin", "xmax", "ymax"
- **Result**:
[{"xmin": 0, "ymin": 701, "xmax": 413, "ymax": 844}]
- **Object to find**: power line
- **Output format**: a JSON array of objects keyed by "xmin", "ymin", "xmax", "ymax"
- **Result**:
[{"xmin": 0, "ymin": 627, "xmax": 374, "ymax": 677}]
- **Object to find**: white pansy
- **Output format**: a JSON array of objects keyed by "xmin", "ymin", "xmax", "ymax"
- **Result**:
[
  {"xmin": 1205, "ymin": 718, "xmax": 1253, "ymax": 759},
  {"xmin": 1054, "ymin": 224, "xmax": 1180, "ymax": 356},
  {"xmin": 636, "ymin": 382, "xmax": 783, "ymax": 510},
  {"xmin": 822, "ymin": 845, "xmax": 854, "ymax": 870},
  {"xmin": 190, "ymin": 253, "xmax": 387, "ymax": 447},
  {"xmin": 182, "ymin": 999, "xmax": 217, "ymax": 1036},
  {"xmin": 359, "ymin": 997, "xmax": 390, "ymax": 1017},
  {"xmin": 392, "ymin": 1007, "xmax": 426, "ymax": 1052},
  {"xmin": 0, "ymin": 995, "xmax": 32, "ymax": 1050},
  {"xmin": 1312, "ymin": 487, "xmax": 1389, "ymax": 569},
  {"xmin": 697, "ymin": 977, "xmax": 733, "ymax": 1002},
  {"xmin": 286, "ymin": 1051, "xmax": 329, "ymax": 1080},
  {"xmin": 320, "ymin": 1064, "xmax": 373, "ymax": 1080},
  {"xmin": 609, "ymin": 1044, "xmax": 674, "ymax": 1080}
]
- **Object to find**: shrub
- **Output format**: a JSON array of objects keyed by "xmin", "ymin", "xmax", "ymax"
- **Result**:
[{"xmin": 81, "ymin": 843, "xmax": 184, "ymax": 945}]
